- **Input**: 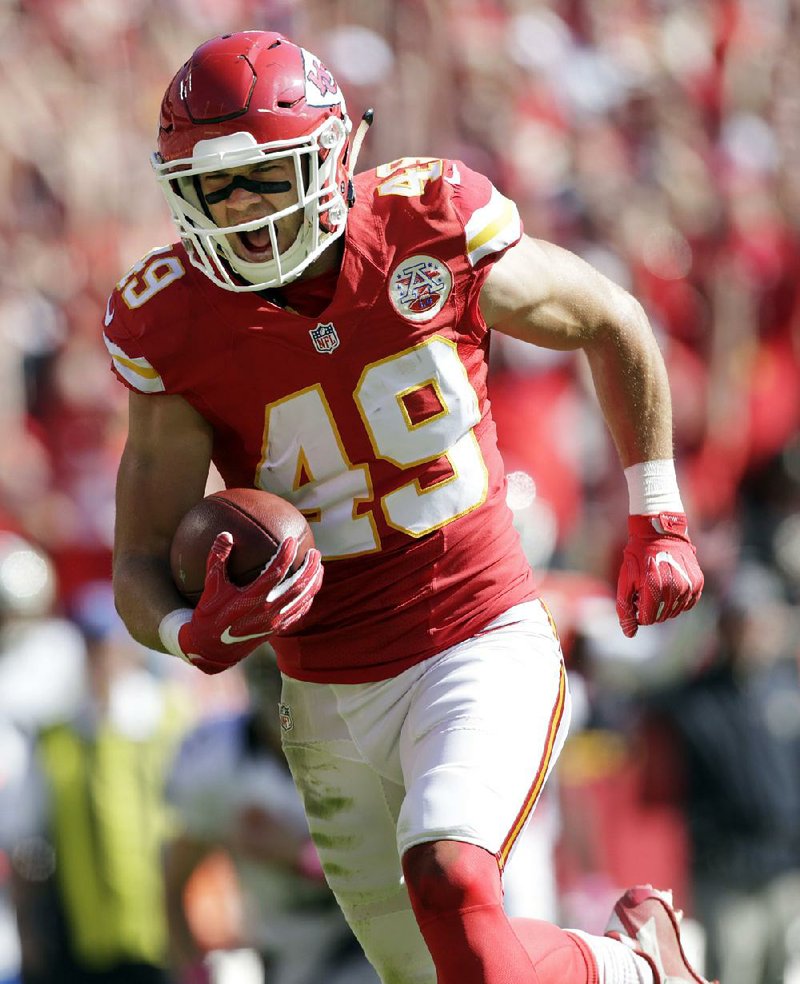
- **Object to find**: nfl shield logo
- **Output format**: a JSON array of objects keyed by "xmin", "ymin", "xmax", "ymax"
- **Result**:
[
  {"xmin": 278, "ymin": 703, "xmax": 294, "ymax": 732},
  {"xmin": 309, "ymin": 321, "xmax": 340, "ymax": 354}
]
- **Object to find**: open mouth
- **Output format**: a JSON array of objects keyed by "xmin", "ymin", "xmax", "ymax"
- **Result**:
[{"xmin": 235, "ymin": 225, "xmax": 274, "ymax": 260}]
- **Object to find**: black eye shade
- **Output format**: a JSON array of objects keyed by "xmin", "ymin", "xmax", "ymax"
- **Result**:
[{"xmin": 204, "ymin": 174, "xmax": 292, "ymax": 205}]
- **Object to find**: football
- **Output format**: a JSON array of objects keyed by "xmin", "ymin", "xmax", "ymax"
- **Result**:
[{"xmin": 170, "ymin": 488, "xmax": 314, "ymax": 605}]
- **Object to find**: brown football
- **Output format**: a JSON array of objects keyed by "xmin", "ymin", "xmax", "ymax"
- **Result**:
[{"xmin": 170, "ymin": 488, "xmax": 314, "ymax": 605}]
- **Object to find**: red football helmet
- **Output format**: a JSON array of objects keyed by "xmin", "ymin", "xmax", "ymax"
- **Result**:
[{"xmin": 152, "ymin": 32, "xmax": 352, "ymax": 290}]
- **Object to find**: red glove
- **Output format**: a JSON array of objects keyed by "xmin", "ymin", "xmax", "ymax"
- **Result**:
[
  {"xmin": 616, "ymin": 512, "xmax": 703, "ymax": 638},
  {"xmin": 178, "ymin": 531, "xmax": 323, "ymax": 674}
]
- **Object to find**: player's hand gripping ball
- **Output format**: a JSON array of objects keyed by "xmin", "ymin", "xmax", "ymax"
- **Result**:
[
  {"xmin": 170, "ymin": 489, "xmax": 323, "ymax": 674},
  {"xmin": 171, "ymin": 488, "xmax": 314, "ymax": 602}
]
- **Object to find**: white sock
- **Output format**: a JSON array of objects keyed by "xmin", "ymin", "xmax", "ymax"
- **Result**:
[{"xmin": 569, "ymin": 930, "xmax": 655, "ymax": 984}]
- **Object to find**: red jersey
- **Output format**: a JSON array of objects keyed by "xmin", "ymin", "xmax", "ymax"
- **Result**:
[{"xmin": 104, "ymin": 158, "xmax": 537, "ymax": 682}]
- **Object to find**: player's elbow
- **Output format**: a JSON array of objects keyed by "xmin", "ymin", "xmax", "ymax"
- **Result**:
[
  {"xmin": 111, "ymin": 549, "xmax": 169, "ymax": 650},
  {"xmin": 587, "ymin": 289, "xmax": 655, "ymax": 356},
  {"xmin": 614, "ymin": 289, "xmax": 653, "ymax": 340}
]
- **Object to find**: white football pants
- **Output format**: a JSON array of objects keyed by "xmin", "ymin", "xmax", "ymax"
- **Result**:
[{"xmin": 280, "ymin": 600, "xmax": 571, "ymax": 984}]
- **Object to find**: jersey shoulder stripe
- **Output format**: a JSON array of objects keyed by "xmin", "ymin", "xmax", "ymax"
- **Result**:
[
  {"xmin": 463, "ymin": 185, "xmax": 521, "ymax": 266},
  {"xmin": 355, "ymin": 159, "xmax": 522, "ymax": 270},
  {"xmin": 103, "ymin": 333, "xmax": 165, "ymax": 393}
]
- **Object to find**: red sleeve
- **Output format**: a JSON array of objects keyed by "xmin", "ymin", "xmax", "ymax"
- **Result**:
[{"xmin": 101, "ymin": 244, "xmax": 193, "ymax": 396}]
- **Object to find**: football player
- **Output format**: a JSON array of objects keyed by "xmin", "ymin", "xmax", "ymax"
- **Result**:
[{"xmin": 107, "ymin": 31, "xmax": 709, "ymax": 984}]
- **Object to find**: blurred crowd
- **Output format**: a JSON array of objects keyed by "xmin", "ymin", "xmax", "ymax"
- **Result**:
[
  {"xmin": 1, "ymin": 0, "xmax": 799, "ymax": 609},
  {"xmin": 0, "ymin": 0, "xmax": 799, "ymax": 982}
]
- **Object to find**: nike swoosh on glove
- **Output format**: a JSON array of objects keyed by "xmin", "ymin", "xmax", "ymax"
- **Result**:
[
  {"xmin": 179, "ymin": 531, "xmax": 323, "ymax": 674},
  {"xmin": 616, "ymin": 512, "xmax": 704, "ymax": 638}
]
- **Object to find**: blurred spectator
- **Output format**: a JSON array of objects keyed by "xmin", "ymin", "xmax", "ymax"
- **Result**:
[
  {"xmin": 0, "ymin": 582, "xmax": 190, "ymax": 984},
  {"xmin": 640, "ymin": 560, "xmax": 800, "ymax": 984},
  {"xmin": 0, "ymin": 533, "xmax": 85, "ymax": 984},
  {"xmin": 0, "ymin": 534, "xmax": 85, "ymax": 733},
  {"xmin": 163, "ymin": 646, "xmax": 380, "ymax": 984}
]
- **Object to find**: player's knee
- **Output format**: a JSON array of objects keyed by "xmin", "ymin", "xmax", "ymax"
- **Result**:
[{"xmin": 402, "ymin": 840, "xmax": 501, "ymax": 915}]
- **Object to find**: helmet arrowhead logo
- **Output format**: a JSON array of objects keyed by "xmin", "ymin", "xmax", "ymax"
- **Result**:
[{"xmin": 307, "ymin": 59, "xmax": 338, "ymax": 97}]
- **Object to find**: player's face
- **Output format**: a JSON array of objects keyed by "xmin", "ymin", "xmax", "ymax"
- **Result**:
[{"xmin": 198, "ymin": 157, "xmax": 303, "ymax": 263}]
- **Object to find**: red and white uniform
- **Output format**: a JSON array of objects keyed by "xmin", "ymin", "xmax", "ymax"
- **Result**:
[{"xmin": 104, "ymin": 158, "xmax": 537, "ymax": 682}]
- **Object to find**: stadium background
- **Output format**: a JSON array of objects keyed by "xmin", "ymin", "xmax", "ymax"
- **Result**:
[{"xmin": 0, "ymin": 1, "xmax": 798, "ymax": 982}]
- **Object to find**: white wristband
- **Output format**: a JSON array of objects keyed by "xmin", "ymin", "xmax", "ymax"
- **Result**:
[
  {"xmin": 624, "ymin": 459, "xmax": 684, "ymax": 515},
  {"xmin": 158, "ymin": 608, "xmax": 194, "ymax": 662}
]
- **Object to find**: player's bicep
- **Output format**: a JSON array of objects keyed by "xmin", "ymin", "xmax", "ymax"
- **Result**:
[
  {"xmin": 479, "ymin": 235, "xmax": 635, "ymax": 350},
  {"xmin": 115, "ymin": 391, "xmax": 213, "ymax": 563}
]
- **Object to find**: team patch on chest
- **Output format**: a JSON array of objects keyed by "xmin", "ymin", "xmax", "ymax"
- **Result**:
[{"xmin": 388, "ymin": 254, "xmax": 452, "ymax": 323}]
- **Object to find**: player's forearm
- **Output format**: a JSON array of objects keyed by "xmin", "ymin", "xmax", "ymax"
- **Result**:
[
  {"xmin": 113, "ymin": 393, "xmax": 214, "ymax": 654},
  {"xmin": 582, "ymin": 305, "xmax": 675, "ymax": 469},
  {"xmin": 113, "ymin": 551, "xmax": 188, "ymax": 653}
]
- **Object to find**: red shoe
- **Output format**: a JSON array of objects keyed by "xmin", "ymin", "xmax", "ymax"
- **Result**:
[{"xmin": 605, "ymin": 885, "xmax": 718, "ymax": 984}]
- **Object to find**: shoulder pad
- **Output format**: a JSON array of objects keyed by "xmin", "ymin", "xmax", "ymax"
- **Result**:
[{"xmin": 358, "ymin": 159, "xmax": 521, "ymax": 266}]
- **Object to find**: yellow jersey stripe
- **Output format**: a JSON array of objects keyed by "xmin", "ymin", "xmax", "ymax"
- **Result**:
[
  {"xmin": 466, "ymin": 199, "xmax": 516, "ymax": 256},
  {"xmin": 103, "ymin": 333, "xmax": 165, "ymax": 394},
  {"xmin": 464, "ymin": 188, "xmax": 521, "ymax": 267},
  {"xmin": 112, "ymin": 354, "xmax": 160, "ymax": 380}
]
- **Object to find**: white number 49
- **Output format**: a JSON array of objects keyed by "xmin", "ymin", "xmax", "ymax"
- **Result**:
[{"xmin": 255, "ymin": 336, "xmax": 488, "ymax": 558}]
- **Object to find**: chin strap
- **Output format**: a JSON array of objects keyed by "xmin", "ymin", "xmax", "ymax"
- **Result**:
[{"xmin": 346, "ymin": 108, "xmax": 375, "ymax": 207}]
